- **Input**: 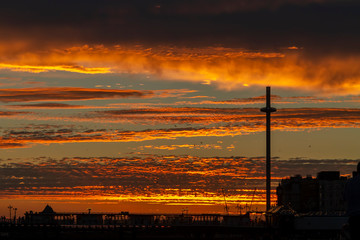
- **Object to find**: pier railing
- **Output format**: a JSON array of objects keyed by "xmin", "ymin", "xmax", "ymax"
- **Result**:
[{"xmin": 0, "ymin": 212, "xmax": 258, "ymax": 228}]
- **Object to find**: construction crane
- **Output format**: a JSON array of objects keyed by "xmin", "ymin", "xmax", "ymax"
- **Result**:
[{"xmin": 221, "ymin": 188, "xmax": 229, "ymax": 215}]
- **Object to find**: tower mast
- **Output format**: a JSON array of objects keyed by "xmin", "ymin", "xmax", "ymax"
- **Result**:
[{"xmin": 260, "ymin": 86, "xmax": 276, "ymax": 211}]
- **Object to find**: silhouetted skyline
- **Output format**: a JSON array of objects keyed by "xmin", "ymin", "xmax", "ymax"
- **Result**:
[{"xmin": 1, "ymin": 0, "xmax": 360, "ymax": 216}]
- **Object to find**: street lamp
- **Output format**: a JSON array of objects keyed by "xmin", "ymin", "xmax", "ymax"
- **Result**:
[
  {"xmin": 14, "ymin": 208, "xmax": 17, "ymax": 223},
  {"xmin": 8, "ymin": 205, "xmax": 13, "ymax": 222}
]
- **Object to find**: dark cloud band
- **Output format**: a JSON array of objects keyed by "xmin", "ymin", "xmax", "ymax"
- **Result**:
[
  {"xmin": 0, "ymin": 87, "xmax": 153, "ymax": 103},
  {"xmin": 0, "ymin": 0, "xmax": 359, "ymax": 53}
]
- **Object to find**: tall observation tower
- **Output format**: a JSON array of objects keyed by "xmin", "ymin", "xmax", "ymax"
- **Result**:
[{"xmin": 260, "ymin": 86, "xmax": 276, "ymax": 211}]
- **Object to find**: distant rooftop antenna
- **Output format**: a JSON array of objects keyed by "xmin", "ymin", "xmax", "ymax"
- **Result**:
[{"xmin": 260, "ymin": 86, "xmax": 276, "ymax": 211}]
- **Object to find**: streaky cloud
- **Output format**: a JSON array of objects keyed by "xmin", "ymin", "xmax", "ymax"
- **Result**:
[
  {"xmin": 0, "ymin": 155, "xmax": 357, "ymax": 205},
  {"xmin": 9, "ymin": 103, "xmax": 86, "ymax": 109},
  {"xmin": 0, "ymin": 63, "xmax": 110, "ymax": 74},
  {"xmin": 0, "ymin": 111, "xmax": 28, "ymax": 116},
  {"xmin": 1, "ymin": 107, "xmax": 360, "ymax": 148},
  {"xmin": 0, "ymin": 87, "xmax": 154, "ymax": 103}
]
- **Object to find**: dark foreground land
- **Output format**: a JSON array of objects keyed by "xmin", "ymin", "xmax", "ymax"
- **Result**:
[{"xmin": 0, "ymin": 224, "xmax": 346, "ymax": 240}]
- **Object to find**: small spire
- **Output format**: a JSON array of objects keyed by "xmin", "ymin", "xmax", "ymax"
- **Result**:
[{"xmin": 41, "ymin": 204, "xmax": 55, "ymax": 214}]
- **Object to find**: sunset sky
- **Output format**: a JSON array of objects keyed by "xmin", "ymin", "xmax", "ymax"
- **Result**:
[{"xmin": 1, "ymin": 0, "xmax": 360, "ymax": 216}]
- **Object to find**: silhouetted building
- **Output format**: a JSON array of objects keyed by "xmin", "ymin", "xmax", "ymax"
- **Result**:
[
  {"xmin": 267, "ymin": 205, "xmax": 296, "ymax": 230},
  {"xmin": 277, "ymin": 175, "xmax": 319, "ymax": 212},
  {"xmin": 25, "ymin": 204, "xmax": 57, "ymax": 225},
  {"xmin": 277, "ymin": 171, "xmax": 347, "ymax": 213},
  {"xmin": 318, "ymin": 171, "xmax": 347, "ymax": 212}
]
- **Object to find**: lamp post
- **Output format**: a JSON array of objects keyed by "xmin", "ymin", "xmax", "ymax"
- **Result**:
[
  {"xmin": 8, "ymin": 205, "xmax": 13, "ymax": 222},
  {"xmin": 14, "ymin": 208, "xmax": 17, "ymax": 223},
  {"xmin": 260, "ymin": 86, "xmax": 276, "ymax": 211}
]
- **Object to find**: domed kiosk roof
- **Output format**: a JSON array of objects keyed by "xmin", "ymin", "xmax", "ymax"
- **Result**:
[{"xmin": 41, "ymin": 204, "xmax": 56, "ymax": 214}]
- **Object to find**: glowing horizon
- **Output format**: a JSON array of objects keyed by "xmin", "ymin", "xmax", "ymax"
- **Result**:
[{"xmin": 1, "ymin": 0, "xmax": 360, "ymax": 217}]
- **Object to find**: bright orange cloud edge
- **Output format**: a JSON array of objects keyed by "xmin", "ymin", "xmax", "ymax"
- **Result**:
[{"xmin": 1, "ymin": 44, "xmax": 360, "ymax": 94}]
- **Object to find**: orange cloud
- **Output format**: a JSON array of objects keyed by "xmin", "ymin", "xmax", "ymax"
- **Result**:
[
  {"xmin": 1, "ymin": 107, "xmax": 359, "ymax": 148},
  {"xmin": 0, "ymin": 63, "xmax": 110, "ymax": 74},
  {"xmin": 0, "ymin": 126, "xmax": 259, "ymax": 149},
  {"xmin": 1, "ymin": 156, "xmax": 355, "ymax": 210},
  {"xmin": 107, "ymin": 95, "xmax": 346, "ymax": 108},
  {"xmin": 209, "ymin": 95, "xmax": 326, "ymax": 105},
  {"xmin": 139, "ymin": 144, "xmax": 223, "ymax": 150},
  {"xmin": 2, "ymin": 44, "xmax": 360, "ymax": 94},
  {"xmin": 89, "ymin": 107, "xmax": 360, "ymax": 127}
]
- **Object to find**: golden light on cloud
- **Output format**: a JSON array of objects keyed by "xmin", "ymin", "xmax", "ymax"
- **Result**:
[
  {"xmin": 1, "ymin": 44, "xmax": 360, "ymax": 94},
  {"xmin": 2, "ymin": 192, "xmax": 270, "ymax": 211},
  {"xmin": 0, "ymin": 155, "xmax": 285, "ymax": 210},
  {"xmin": 3, "ymin": 155, "xmax": 353, "ymax": 213},
  {"xmin": 139, "ymin": 144, "xmax": 223, "ymax": 151},
  {"xmin": 0, "ymin": 63, "xmax": 111, "ymax": 74},
  {"xmin": 2, "ymin": 0, "xmax": 360, "ymax": 217},
  {"xmin": 1, "ymin": 107, "xmax": 360, "ymax": 149}
]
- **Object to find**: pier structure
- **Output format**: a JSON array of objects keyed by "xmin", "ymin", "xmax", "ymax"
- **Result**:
[
  {"xmin": 10, "ymin": 210, "xmax": 253, "ymax": 228},
  {"xmin": 0, "ymin": 209, "xmax": 348, "ymax": 240}
]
